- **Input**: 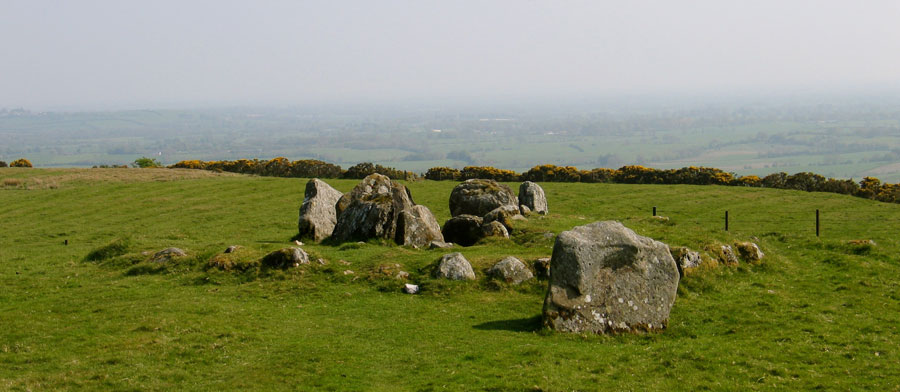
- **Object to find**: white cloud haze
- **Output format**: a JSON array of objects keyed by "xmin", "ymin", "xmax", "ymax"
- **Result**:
[{"xmin": 1, "ymin": 0, "xmax": 899, "ymax": 109}]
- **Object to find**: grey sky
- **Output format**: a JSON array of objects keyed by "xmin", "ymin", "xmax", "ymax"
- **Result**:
[{"xmin": 2, "ymin": 0, "xmax": 899, "ymax": 110}]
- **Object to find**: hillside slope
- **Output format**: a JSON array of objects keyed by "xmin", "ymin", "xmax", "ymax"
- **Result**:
[{"xmin": 1, "ymin": 168, "xmax": 898, "ymax": 390}]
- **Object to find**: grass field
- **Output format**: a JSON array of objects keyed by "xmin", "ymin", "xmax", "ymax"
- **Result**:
[{"xmin": 2, "ymin": 168, "xmax": 899, "ymax": 391}]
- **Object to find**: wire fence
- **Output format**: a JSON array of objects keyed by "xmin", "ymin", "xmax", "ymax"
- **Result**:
[{"xmin": 645, "ymin": 205, "xmax": 900, "ymax": 240}]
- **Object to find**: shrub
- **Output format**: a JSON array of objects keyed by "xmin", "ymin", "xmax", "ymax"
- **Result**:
[
  {"xmin": 169, "ymin": 160, "xmax": 207, "ymax": 170},
  {"xmin": 461, "ymin": 166, "xmax": 520, "ymax": 182},
  {"xmin": 84, "ymin": 237, "xmax": 132, "ymax": 261},
  {"xmin": 425, "ymin": 167, "xmax": 461, "ymax": 181},
  {"xmin": 10, "ymin": 158, "xmax": 32, "ymax": 168},
  {"xmin": 580, "ymin": 168, "xmax": 616, "ymax": 183},
  {"xmin": 132, "ymin": 157, "xmax": 162, "ymax": 168},
  {"xmin": 0, "ymin": 161, "xmax": 7, "ymax": 167},
  {"xmin": 734, "ymin": 175, "xmax": 762, "ymax": 187},
  {"xmin": 290, "ymin": 159, "xmax": 342, "ymax": 178},
  {"xmin": 522, "ymin": 164, "xmax": 581, "ymax": 182}
]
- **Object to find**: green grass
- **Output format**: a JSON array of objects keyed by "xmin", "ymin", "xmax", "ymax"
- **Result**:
[{"xmin": 1, "ymin": 168, "xmax": 899, "ymax": 390}]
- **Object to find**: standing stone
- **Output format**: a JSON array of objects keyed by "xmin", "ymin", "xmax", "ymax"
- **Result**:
[
  {"xmin": 298, "ymin": 179, "xmax": 344, "ymax": 242},
  {"xmin": 442, "ymin": 215, "xmax": 485, "ymax": 246},
  {"xmin": 518, "ymin": 181, "xmax": 548, "ymax": 215},
  {"xmin": 488, "ymin": 256, "xmax": 533, "ymax": 284},
  {"xmin": 543, "ymin": 221, "xmax": 679, "ymax": 334},
  {"xmin": 434, "ymin": 252, "xmax": 476, "ymax": 280},
  {"xmin": 331, "ymin": 174, "xmax": 415, "ymax": 243},
  {"xmin": 449, "ymin": 179, "xmax": 518, "ymax": 217},
  {"xmin": 396, "ymin": 205, "xmax": 445, "ymax": 248}
]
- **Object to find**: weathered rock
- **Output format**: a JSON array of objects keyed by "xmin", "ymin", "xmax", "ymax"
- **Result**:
[
  {"xmin": 543, "ymin": 221, "xmax": 679, "ymax": 334},
  {"xmin": 710, "ymin": 244, "xmax": 739, "ymax": 265},
  {"xmin": 396, "ymin": 205, "xmax": 445, "ymax": 248},
  {"xmin": 441, "ymin": 215, "xmax": 485, "ymax": 246},
  {"xmin": 224, "ymin": 245, "xmax": 241, "ymax": 254},
  {"xmin": 518, "ymin": 181, "xmax": 548, "ymax": 214},
  {"xmin": 481, "ymin": 221, "xmax": 510, "ymax": 239},
  {"xmin": 396, "ymin": 271, "xmax": 410, "ymax": 280},
  {"xmin": 483, "ymin": 205, "xmax": 523, "ymax": 230},
  {"xmin": 735, "ymin": 242, "xmax": 764, "ymax": 262},
  {"xmin": 434, "ymin": 252, "xmax": 476, "ymax": 280},
  {"xmin": 331, "ymin": 174, "xmax": 415, "ymax": 243},
  {"xmin": 297, "ymin": 179, "xmax": 344, "ymax": 242},
  {"xmin": 403, "ymin": 283, "xmax": 419, "ymax": 294},
  {"xmin": 151, "ymin": 247, "xmax": 186, "ymax": 263},
  {"xmin": 261, "ymin": 247, "xmax": 309, "ymax": 268},
  {"xmin": 520, "ymin": 205, "xmax": 532, "ymax": 215},
  {"xmin": 449, "ymin": 179, "xmax": 518, "ymax": 217},
  {"xmin": 488, "ymin": 256, "xmax": 534, "ymax": 285},
  {"xmin": 429, "ymin": 240, "xmax": 454, "ymax": 249},
  {"xmin": 670, "ymin": 247, "xmax": 701, "ymax": 278},
  {"xmin": 533, "ymin": 257, "xmax": 551, "ymax": 279}
]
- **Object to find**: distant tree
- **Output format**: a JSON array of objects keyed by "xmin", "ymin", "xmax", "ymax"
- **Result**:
[
  {"xmin": 132, "ymin": 157, "xmax": 161, "ymax": 168},
  {"xmin": 10, "ymin": 158, "xmax": 32, "ymax": 168},
  {"xmin": 0, "ymin": 160, "xmax": 7, "ymax": 167}
]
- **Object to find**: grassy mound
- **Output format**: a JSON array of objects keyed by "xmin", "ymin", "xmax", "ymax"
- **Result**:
[{"xmin": 1, "ymin": 168, "xmax": 899, "ymax": 390}]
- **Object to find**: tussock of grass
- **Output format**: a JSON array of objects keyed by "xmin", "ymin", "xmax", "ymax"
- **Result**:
[{"xmin": 84, "ymin": 237, "xmax": 132, "ymax": 261}]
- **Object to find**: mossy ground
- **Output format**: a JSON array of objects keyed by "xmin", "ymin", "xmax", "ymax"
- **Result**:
[{"xmin": 1, "ymin": 168, "xmax": 899, "ymax": 390}]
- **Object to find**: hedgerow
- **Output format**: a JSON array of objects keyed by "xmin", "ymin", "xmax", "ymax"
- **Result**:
[{"xmin": 166, "ymin": 158, "xmax": 900, "ymax": 205}]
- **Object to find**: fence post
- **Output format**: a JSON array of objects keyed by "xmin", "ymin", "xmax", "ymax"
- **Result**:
[
  {"xmin": 816, "ymin": 209, "xmax": 820, "ymax": 237},
  {"xmin": 725, "ymin": 210, "xmax": 729, "ymax": 231},
  {"xmin": 653, "ymin": 206, "xmax": 657, "ymax": 216}
]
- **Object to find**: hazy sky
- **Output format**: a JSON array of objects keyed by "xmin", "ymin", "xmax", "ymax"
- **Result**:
[{"xmin": 2, "ymin": 0, "xmax": 899, "ymax": 110}]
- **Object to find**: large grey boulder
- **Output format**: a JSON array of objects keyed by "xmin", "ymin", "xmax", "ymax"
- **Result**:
[
  {"xmin": 543, "ymin": 221, "xmax": 679, "ymax": 334},
  {"xmin": 434, "ymin": 252, "xmax": 476, "ymax": 280},
  {"xmin": 297, "ymin": 179, "xmax": 344, "ymax": 242},
  {"xmin": 488, "ymin": 256, "xmax": 533, "ymax": 285},
  {"xmin": 449, "ymin": 179, "xmax": 518, "ymax": 217},
  {"xmin": 331, "ymin": 174, "xmax": 415, "ymax": 243},
  {"xmin": 518, "ymin": 181, "xmax": 548, "ymax": 215},
  {"xmin": 396, "ymin": 205, "xmax": 445, "ymax": 248},
  {"xmin": 442, "ymin": 215, "xmax": 485, "ymax": 247}
]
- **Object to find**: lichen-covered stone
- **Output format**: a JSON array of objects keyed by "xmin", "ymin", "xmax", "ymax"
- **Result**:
[
  {"xmin": 396, "ymin": 205, "xmax": 444, "ymax": 248},
  {"xmin": 261, "ymin": 247, "xmax": 309, "ymax": 268},
  {"xmin": 488, "ymin": 256, "xmax": 533, "ymax": 285},
  {"xmin": 533, "ymin": 257, "xmax": 551, "ymax": 279},
  {"xmin": 735, "ymin": 242, "xmax": 764, "ymax": 262},
  {"xmin": 297, "ymin": 178, "xmax": 344, "ymax": 242},
  {"xmin": 449, "ymin": 179, "xmax": 518, "ymax": 217},
  {"xmin": 441, "ymin": 215, "xmax": 485, "ymax": 247},
  {"xmin": 518, "ymin": 181, "xmax": 548, "ymax": 215},
  {"xmin": 481, "ymin": 221, "xmax": 509, "ymax": 239},
  {"xmin": 483, "ymin": 205, "xmax": 523, "ymax": 230},
  {"xmin": 151, "ymin": 247, "xmax": 186, "ymax": 263},
  {"xmin": 709, "ymin": 244, "xmax": 739, "ymax": 265},
  {"xmin": 670, "ymin": 247, "xmax": 701, "ymax": 278},
  {"xmin": 434, "ymin": 252, "xmax": 476, "ymax": 280},
  {"xmin": 543, "ymin": 221, "xmax": 679, "ymax": 334},
  {"xmin": 331, "ymin": 174, "xmax": 415, "ymax": 243}
]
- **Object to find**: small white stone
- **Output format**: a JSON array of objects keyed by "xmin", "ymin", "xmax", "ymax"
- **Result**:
[
  {"xmin": 618, "ymin": 298, "xmax": 624, "ymax": 303},
  {"xmin": 585, "ymin": 295, "xmax": 592, "ymax": 303}
]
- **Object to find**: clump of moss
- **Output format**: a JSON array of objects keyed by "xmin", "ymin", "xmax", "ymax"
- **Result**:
[
  {"xmin": 207, "ymin": 250, "xmax": 260, "ymax": 272},
  {"xmin": 85, "ymin": 237, "xmax": 132, "ymax": 261}
]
